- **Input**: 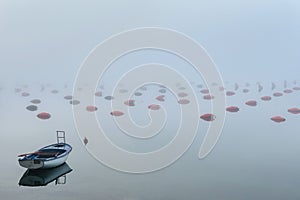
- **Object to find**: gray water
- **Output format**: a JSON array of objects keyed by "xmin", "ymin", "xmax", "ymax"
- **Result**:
[{"xmin": 0, "ymin": 82, "xmax": 300, "ymax": 200}]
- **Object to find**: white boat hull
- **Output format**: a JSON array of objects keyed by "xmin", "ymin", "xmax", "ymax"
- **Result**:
[{"xmin": 18, "ymin": 143, "xmax": 72, "ymax": 169}]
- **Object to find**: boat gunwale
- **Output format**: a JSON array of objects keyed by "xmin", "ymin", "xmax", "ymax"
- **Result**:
[{"xmin": 19, "ymin": 143, "xmax": 72, "ymax": 162}]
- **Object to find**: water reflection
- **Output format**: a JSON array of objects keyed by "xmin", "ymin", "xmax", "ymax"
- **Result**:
[{"xmin": 18, "ymin": 163, "xmax": 72, "ymax": 187}]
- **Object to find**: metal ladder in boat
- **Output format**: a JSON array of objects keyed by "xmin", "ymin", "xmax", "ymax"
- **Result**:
[{"xmin": 56, "ymin": 131, "xmax": 66, "ymax": 144}]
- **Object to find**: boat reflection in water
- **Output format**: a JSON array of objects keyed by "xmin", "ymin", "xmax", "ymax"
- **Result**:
[{"xmin": 18, "ymin": 163, "xmax": 72, "ymax": 187}]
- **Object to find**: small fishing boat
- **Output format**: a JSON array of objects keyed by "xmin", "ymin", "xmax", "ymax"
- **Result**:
[{"xmin": 18, "ymin": 131, "xmax": 72, "ymax": 169}]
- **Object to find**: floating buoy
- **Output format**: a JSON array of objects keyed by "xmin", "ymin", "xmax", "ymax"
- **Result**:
[
  {"xmin": 37, "ymin": 112, "xmax": 51, "ymax": 120},
  {"xmin": 110, "ymin": 111, "xmax": 124, "ymax": 116},
  {"xmin": 226, "ymin": 91, "xmax": 235, "ymax": 96},
  {"xmin": 261, "ymin": 96, "xmax": 272, "ymax": 101},
  {"xmin": 70, "ymin": 100, "xmax": 80, "ymax": 105},
  {"xmin": 124, "ymin": 99, "xmax": 135, "ymax": 106},
  {"xmin": 200, "ymin": 89, "xmax": 209, "ymax": 94},
  {"xmin": 83, "ymin": 137, "xmax": 88, "ymax": 145},
  {"xmin": 156, "ymin": 95, "xmax": 165, "ymax": 102},
  {"xmin": 64, "ymin": 95, "xmax": 73, "ymax": 100},
  {"xmin": 293, "ymin": 86, "xmax": 300, "ymax": 91},
  {"xmin": 104, "ymin": 96, "xmax": 114, "ymax": 100},
  {"xmin": 226, "ymin": 106, "xmax": 239, "ymax": 113},
  {"xmin": 178, "ymin": 99, "xmax": 190, "ymax": 105},
  {"xmin": 271, "ymin": 116, "xmax": 286, "ymax": 123},
  {"xmin": 148, "ymin": 104, "xmax": 160, "ymax": 110},
  {"xmin": 159, "ymin": 88, "xmax": 166, "ymax": 93},
  {"xmin": 288, "ymin": 107, "xmax": 300, "ymax": 114},
  {"xmin": 200, "ymin": 113, "xmax": 216, "ymax": 121},
  {"xmin": 203, "ymin": 94, "xmax": 214, "ymax": 100},
  {"xmin": 95, "ymin": 91, "xmax": 102, "ymax": 97},
  {"xmin": 134, "ymin": 92, "xmax": 142, "ymax": 96},
  {"xmin": 21, "ymin": 92, "xmax": 30, "ymax": 97},
  {"xmin": 30, "ymin": 99, "xmax": 41, "ymax": 104},
  {"xmin": 51, "ymin": 90, "xmax": 59, "ymax": 94},
  {"xmin": 273, "ymin": 92, "xmax": 283, "ymax": 97},
  {"xmin": 86, "ymin": 105, "xmax": 98, "ymax": 112},
  {"xmin": 283, "ymin": 89, "xmax": 293, "ymax": 94},
  {"xmin": 245, "ymin": 100, "xmax": 257, "ymax": 107},
  {"xmin": 26, "ymin": 105, "xmax": 38, "ymax": 111}
]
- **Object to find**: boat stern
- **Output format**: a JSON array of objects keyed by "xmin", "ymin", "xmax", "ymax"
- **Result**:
[{"xmin": 19, "ymin": 159, "xmax": 44, "ymax": 169}]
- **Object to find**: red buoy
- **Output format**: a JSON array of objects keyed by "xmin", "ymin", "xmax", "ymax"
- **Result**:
[
  {"xmin": 86, "ymin": 105, "xmax": 98, "ymax": 112},
  {"xmin": 203, "ymin": 94, "xmax": 214, "ymax": 100},
  {"xmin": 110, "ymin": 111, "xmax": 124, "ymax": 116},
  {"xmin": 261, "ymin": 96, "xmax": 272, "ymax": 101},
  {"xmin": 37, "ymin": 112, "xmax": 51, "ymax": 120},
  {"xmin": 200, "ymin": 113, "xmax": 216, "ymax": 122},
  {"xmin": 124, "ymin": 99, "xmax": 135, "ymax": 106},
  {"xmin": 178, "ymin": 99, "xmax": 190, "ymax": 105},
  {"xmin": 148, "ymin": 104, "xmax": 160, "ymax": 110},
  {"xmin": 156, "ymin": 95, "xmax": 165, "ymax": 102},
  {"xmin": 226, "ymin": 91, "xmax": 235, "ymax": 96},
  {"xmin": 288, "ymin": 107, "xmax": 300, "ymax": 114},
  {"xmin": 226, "ymin": 106, "xmax": 239, "ymax": 113},
  {"xmin": 200, "ymin": 89, "xmax": 209, "ymax": 94},
  {"xmin": 273, "ymin": 92, "xmax": 283, "ymax": 97},
  {"xmin": 270, "ymin": 116, "xmax": 286, "ymax": 123},
  {"xmin": 245, "ymin": 100, "xmax": 257, "ymax": 107}
]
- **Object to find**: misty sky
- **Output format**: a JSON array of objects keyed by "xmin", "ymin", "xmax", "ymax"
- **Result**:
[{"xmin": 0, "ymin": 0, "xmax": 299, "ymax": 84}]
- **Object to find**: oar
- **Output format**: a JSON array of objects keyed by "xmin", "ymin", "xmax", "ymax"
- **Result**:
[{"xmin": 17, "ymin": 151, "xmax": 59, "ymax": 157}]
